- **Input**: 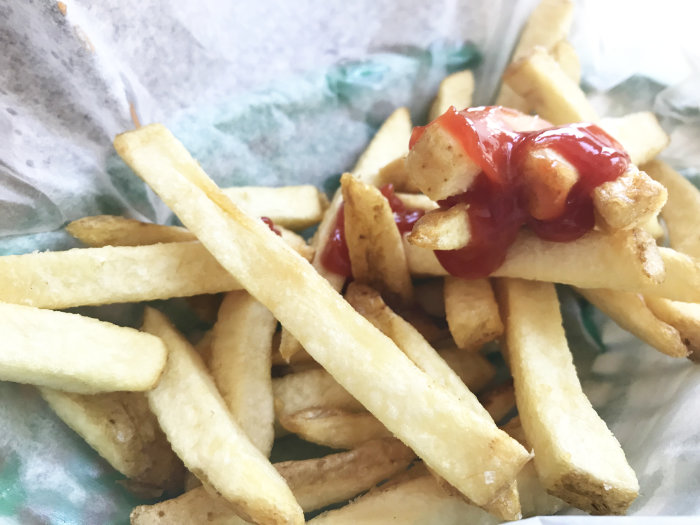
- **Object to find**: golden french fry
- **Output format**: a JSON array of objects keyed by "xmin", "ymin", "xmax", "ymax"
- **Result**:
[
  {"xmin": 0, "ymin": 302, "xmax": 165, "ymax": 393},
  {"xmin": 408, "ymin": 203, "xmax": 471, "ymax": 250},
  {"xmin": 496, "ymin": 0, "xmax": 575, "ymax": 111},
  {"xmin": 342, "ymin": 173, "xmax": 414, "ymax": 303},
  {"xmin": 141, "ymin": 307, "xmax": 303, "ymax": 525},
  {"xmin": 497, "ymin": 278, "xmax": 639, "ymax": 514},
  {"xmin": 429, "ymin": 70, "xmax": 475, "ymax": 120},
  {"xmin": 444, "ymin": 277, "xmax": 503, "ymax": 351},
  {"xmin": 210, "ymin": 291, "xmax": 276, "ymax": 455},
  {"xmin": 222, "ymin": 185, "xmax": 327, "ymax": 230},
  {"xmin": 0, "ymin": 242, "xmax": 240, "ymax": 309},
  {"xmin": 68, "ymin": 215, "xmax": 313, "ymax": 260},
  {"xmin": 272, "ymin": 368, "xmax": 364, "ymax": 419},
  {"xmin": 375, "ymin": 157, "xmax": 420, "ymax": 193},
  {"xmin": 67, "ymin": 215, "xmax": 192, "ymax": 246},
  {"xmin": 405, "ymin": 123, "xmax": 481, "ymax": 201},
  {"xmin": 131, "ymin": 438, "xmax": 415, "ymax": 524},
  {"xmin": 405, "ymin": 227, "xmax": 665, "ymax": 291},
  {"xmin": 277, "ymin": 330, "xmax": 305, "ymax": 364},
  {"xmin": 598, "ymin": 113, "xmax": 669, "ymax": 166},
  {"xmin": 279, "ymin": 408, "xmax": 392, "ymax": 449},
  {"xmin": 41, "ymin": 390, "xmax": 183, "ymax": 497},
  {"xmin": 644, "ymin": 159, "xmax": 700, "ymax": 258},
  {"xmin": 520, "ymin": 147, "xmax": 579, "ymax": 220},
  {"xmin": 576, "ymin": 288, "xmax": 688, "ymax": 358},
  {"xmin": 550, "ymin": 40, "xmax": 580, "ymax": 84},
  {"xmin": 593, "ymin": 167, "xmax": 667, "ymax": 232},
  {"xmin": 644, "ymin": 296, "xmax": 700, "ymax": 361},
  {"xmin": 116, "ymin": 123, "xmax": 530, "ymax": 506},
  {"xmin": 437, "ymin": 348, "xmax": 496, "ymax": 394},
  {"xmin": 186, "ymin": 294, "xmax": 223, "ymax": 324},
  {"xmin": 395, "ymin": 192, "xmax": 439, "ymax": 212},
  {"xmin": 504, "ymin": 46, "xmax": 597, "ymax": 125}
]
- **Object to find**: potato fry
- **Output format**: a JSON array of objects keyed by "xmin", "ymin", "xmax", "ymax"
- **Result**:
[
  {"xmin": 444, "ymin": 277, "xmax": 503, "ymax": 350},
  {"xmin": 644, "ymin": 159, "xmax": 700, "ymax": 258},
  {"xmin": 116, "ymin": 123, "xmax": 530, "ymax": 506},
  {"xmin": 395, "ymin": 192, "xmax": 439, "ymax": 212},
  {"xmin": 496, "ymin": 0, "xmax": 575, "ymax": 111},
  {"xmin": 520, "ymin": 147, "xmax": 579, "ymax": 220},
  {"xmin": 341, "ymin": 173, "xmax": 414, "ymax": 303},
  {"xmin": 598, "ymin": 113, "xmax": 669, "ymax": 166},
  {"xmin": 0, "ymin": 242, "xmax": 240, "ymax": 309},
  {"xmin": 131, "ymin": 438, "xmax": 414, "ymax": 524},
  {"xmin": 375, "ymin": 157, "xmax": 420, "ymax": 193},
  {"xmin": 68, "ymin": 215, "xmax": 313, "ymax": 260},
  {"xmin": 504, "ymin": 46, "xmax": 597, "ymax": 125},
  {"xmin": 0, "ymin": 302, "xmax": 165, "ymax": 393},
  {"xmin": 644, "ymin": 296, "xmax": 700, "ymax": 361},
  {"xmin": 593, "ymin": 166, "xmax": 667, "ymax": 232},
  {"xmin": 280, "ymin": 408, "xmax": 392, "ymax": 449},
  {"xmin": 41, "ymin": 390, "xmax": 183, "ymax": 497},
  {"xmin": 141, "ymin": 307, "xmax": 303, "ymax": 525},
  {"xmin": 413, "ymin": 278, "xmax": 445, "ymax": 317},
  {"xmin": 497, "ymin": 278, "xmax": 639, "ymax": 514},
  {"xmin": 272, "ymin": 368, "xmax": 364, "ymax": 418},
  {"xmin": 210, "ymin": 291, "xmax": 276, "ymax": 455},
  {"xmin": 437, "ymin": 348, "xmax": 496, "ymax": 394},
  {"xmin": 550, "ymin": 40, "xmax": 580, "ymax": 84},
  {"xmin": 429, "ymin": 70, "xmax": 475, "ymax": 120},
  {"xmin": 405, "ymin": 227, "xmax": 665, "ymax": 292},
  {"xmin": 576, "ymin": 288, "xmax": 688, "ymax": 358},
  {"xmin": 186, "ymin": 294, "xmax": 223, "ymax": 324},
  {"xmin": 222, "ymin": 185, "xmax": 327, "ymax": 230},
  {"xmin": 408, "ymin": 203, "xmax": 471, "ymax": 250}
]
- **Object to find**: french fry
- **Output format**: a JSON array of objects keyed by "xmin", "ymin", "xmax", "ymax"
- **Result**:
[
  {"xmin": 497, "ymin": 278, "xmax": 639, "ymax": 514},
  {"xmin": 550, "ymin": 40, "xmax": 580, "ymax": 84},
  {"xmin": 644, "ymin": 159, "xmax": 700, "ymax": 258},
  {"xmin": 429, "ymin": 70, "xmax": 475, "ymax": 120},
  {"xmin": 279, "ymin": 408, "xmax": 392, "ymax": 449},
  {"xmin": 437, "ymin": 348, "xmax": 496, "ymax": 394},
  {"xmin": 593, "ymin": 166, "xmax": 668, "ymax": 232},
  {"xmin": 496, "ymin": 0, "xmax": 575, "ymax": 112},
  {"xmin": 405, "ymin": 228, "xmax": 665, "ymax": 293},
  {"xmin": 131, "ymin": 439, "xmax": 414, "ymax": 524},
  {"xmin": 309, "ymin": 474, "xmax": 500, "ymax": 525},
  {"xmin": 141, "ymin": 307, "xmax": 303, "ymax": 525},
  {"xmin": 0, "ymin": 242, "xmax": 240, "ymax": 309},
  {"xmin": 116, "ymin": 123, "xmax": 530, "ymax": 507},
  {"xmin": 210, "ymin": 291, "xmax": 276, "ymax": 455},
  {"xmin": 644, "ymin": 297, "xmax": 700, "ymax": 361},
  {"xmin": 375, "ymin": 157, "xmax": 420, "ymax": 193},
  {"xmin": 444, "ymin": 277, "xmax": 503, "ymax": 350},
  {"xmin": 68, "ymin": 215, "xmax": 313, "ymax": 260},
  {"xmin": 395, "ymin": 192, "xmax": 439, "ymax": 212},
  {"xmin": 222, "ymin": 185, "xmax": 327, "ymax": 230},
  {"xmin": 408, "ymin": 203, "xmax": 471, "ymax": 250},
  {"xmin": 341, "ymin": 173, "xmax": 414, "ymax": 303},
  {"xmin": 598, "ymin": 113, "xmax": 669, "ymax": 166},
  {"xmin": 0, "ymin": 302, "xmax": 166, "ymax": 393},
  {"xmin": 186, "ymin": 294, "xmax": 223, "ymax": 324},
  {"xmin": 576, "ymin": 288, "xmax": 688, "ymax": 358},
  {"xmin": 272, "ymin": 368, "xmax": 363, "ymax": 419},
  {"xmin": 520, "ymin": 147, "xmax": 579, "ymax": 220},
  {"xmin": 41, "ymin": 390, "xmax": 183, "ymax": 497},
  {"xmin": 504, "ymin": 46, "xmax": 597, "ymax": 125}
]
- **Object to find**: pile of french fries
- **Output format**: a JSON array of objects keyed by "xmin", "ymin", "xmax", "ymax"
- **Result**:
[{"xmin": 3, "ymin": 0, "xmax": 699, "ymax": 522}]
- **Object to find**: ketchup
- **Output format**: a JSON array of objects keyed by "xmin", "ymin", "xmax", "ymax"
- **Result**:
[
  {"xmin": 411, "ymin": 106, "xmax": 629, "ymax": 279},
  {"xmin": 261, "ymin": 216, "xmax": 281, "ymax": 236},
  {"xmin": 320, "ymin": 184, "xmax": 424, "ymax": 277}
]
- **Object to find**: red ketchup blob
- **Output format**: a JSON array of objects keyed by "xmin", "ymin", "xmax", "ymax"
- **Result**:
[
  {"xmin": 261, "ymin": 216, "xmax": 281, "ymax": 236},
  {"xmin": 320, "ymin": 184, "xmax": 425, "ymax": 277},
  {"xmin": 411, "ymin": 106, "xmax": 630, "ymax": 279}
]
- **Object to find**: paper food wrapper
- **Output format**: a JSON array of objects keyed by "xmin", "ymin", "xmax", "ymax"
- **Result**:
[{"xmin": 1, "ymin": 0, "xmax": 699, "ymax": 523}]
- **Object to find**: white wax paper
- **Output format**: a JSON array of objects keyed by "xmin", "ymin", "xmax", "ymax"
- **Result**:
[{"xmin": 0, "ymin": 0, "xmax": 699, "ymax": 523}]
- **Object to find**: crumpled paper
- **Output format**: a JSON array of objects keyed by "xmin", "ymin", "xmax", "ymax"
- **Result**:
[{"xmin": 0, "ymin": 0, "xmax": 699, "ymax": 523}]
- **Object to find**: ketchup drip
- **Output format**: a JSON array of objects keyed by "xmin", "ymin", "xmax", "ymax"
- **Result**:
[
  {"xmin": 320, "ymin": 184, "xmax": 425, "ymax": 277},
  {"xmin": 412, "ymin": 106, "xmax": 630, "ymax": 279},
  {"xmin": 261, "ymin": 216, "xmax": 282, "ymax": 236}
]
